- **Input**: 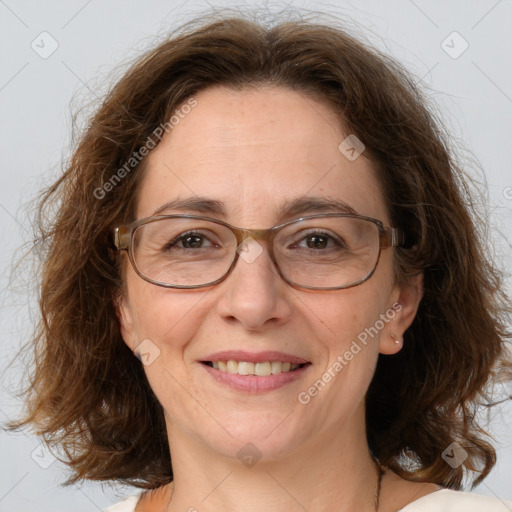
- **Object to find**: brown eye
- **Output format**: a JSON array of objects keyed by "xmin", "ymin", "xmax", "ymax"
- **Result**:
[
  {"xmin": 164, "ymin": 231, "xmax": 218, "ymax": 251},
  {"xmin": 180, "ymin": 234, "xmax": 206, "ymax": 248},
  {"xmin": 306, "ymin": 234, "xmax": 329, "ymax": 249}
]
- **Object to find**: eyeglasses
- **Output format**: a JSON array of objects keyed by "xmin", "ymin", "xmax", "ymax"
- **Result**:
[{"xmin": 113, "ymin": 214, "xmax": 405, "ymax": 290}]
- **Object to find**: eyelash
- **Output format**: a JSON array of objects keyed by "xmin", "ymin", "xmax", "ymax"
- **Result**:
[{"xmin": 164, "ymin": 231, "xmax": 217, "ymax": 250}]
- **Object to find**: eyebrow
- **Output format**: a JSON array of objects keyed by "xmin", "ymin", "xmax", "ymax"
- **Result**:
[
  {"xmin": 151, "ymin": 197, "xmax": 227, "ymax": 217},
  {"xmin": 280, "ymin": 197, "xmax": 358, "ymax": 218},
  {"xmin": 151, "ymin": 196, "xmax": 358, "ymax": 219}
]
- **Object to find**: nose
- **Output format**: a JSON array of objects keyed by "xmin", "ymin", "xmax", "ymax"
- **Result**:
[{"xmin": 215, "ymin": 238, "xmax": 293, "ymax": 331}]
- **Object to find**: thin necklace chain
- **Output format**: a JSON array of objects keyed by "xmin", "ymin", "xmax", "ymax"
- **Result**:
[
  {"xmin": 374, "ymin": 460, "xmax": 385, "ymax": 511},
  {"xmin": 166, "ymin": 461, "xmax": 385, "ymax": 511}
]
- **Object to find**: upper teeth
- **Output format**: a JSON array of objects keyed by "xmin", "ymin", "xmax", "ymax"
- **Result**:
[{"xmin": 211, "ymin": 360, "xmax": 301, "ymax": 376}]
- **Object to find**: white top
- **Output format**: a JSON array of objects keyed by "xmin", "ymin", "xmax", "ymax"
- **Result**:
[
  {"xmin": 104, "ymin": 489, "xmax": 512, "ymax": 511},
  {"xmin": 104, "ymin": 495, "xmax": 139, "ymax": 512}
]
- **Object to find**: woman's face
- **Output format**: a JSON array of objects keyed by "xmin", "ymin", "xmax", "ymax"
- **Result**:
[{"xmin": 117, "ymin": 85, "xmax": 421, "ymax": 461}]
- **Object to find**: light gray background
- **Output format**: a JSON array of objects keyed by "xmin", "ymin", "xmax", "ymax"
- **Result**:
[{"xmin": 1, "ymin": 0, "xmax": 511, "ymax": 510}]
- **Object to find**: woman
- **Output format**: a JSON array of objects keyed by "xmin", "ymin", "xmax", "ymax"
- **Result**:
[{"xmin": 12, "ymin": 13, "xmax": 512, "ymax": 512}]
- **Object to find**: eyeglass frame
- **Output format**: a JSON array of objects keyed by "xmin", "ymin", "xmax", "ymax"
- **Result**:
[{"xmin": 113, "ymin": 213, "xmax": 405, "ymax": 290}]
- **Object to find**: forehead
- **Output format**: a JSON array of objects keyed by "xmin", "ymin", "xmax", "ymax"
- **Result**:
[{"xmin": 137, "ymin": 85, "xmax": 389, "ymax": 225}]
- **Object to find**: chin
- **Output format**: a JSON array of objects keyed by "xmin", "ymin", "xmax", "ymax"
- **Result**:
[{"xmin": 201, "ymin": 412, "xmax": 307, "ymax": 461}]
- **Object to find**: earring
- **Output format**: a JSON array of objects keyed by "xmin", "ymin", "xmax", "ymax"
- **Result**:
[{"xmin": 391, "ymin": 333, "xmax": 401, "ymax": 345}]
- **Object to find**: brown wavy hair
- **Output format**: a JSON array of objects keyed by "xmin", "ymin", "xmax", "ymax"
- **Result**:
[{"xmin": 10, "ymin": 12, "xmax": 512, "ymax": 491}]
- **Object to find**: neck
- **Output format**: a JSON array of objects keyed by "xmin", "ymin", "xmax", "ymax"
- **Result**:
[{"xmin": 165, "ymin": 414, "xmax": 381, "ymax": 512}]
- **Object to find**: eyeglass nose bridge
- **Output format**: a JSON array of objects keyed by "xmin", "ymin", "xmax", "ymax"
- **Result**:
[
  {"xmin": 230, "ymin": 226, "xmax": 285, "ymax": 266},
  {"xmin": 225, "ymin": 225, "xmax": 288, "ymax": 286},
  {"xmin": 231, "ymin": 226, "xmax": 277, "ymax": 246},
  {"xmin": 230, "ymin": 226, "xmax": 279, "ymax": 265}
]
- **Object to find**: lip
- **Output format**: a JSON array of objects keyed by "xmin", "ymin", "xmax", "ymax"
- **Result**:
[
  {"xmin": 201, "ymin": 350, "xmax": 309, "ymax": 365},
  {"xmin": 200, "ymin": 361, "xmax": 312, "ymax": 392}
]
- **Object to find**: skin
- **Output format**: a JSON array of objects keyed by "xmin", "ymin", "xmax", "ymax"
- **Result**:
[{"xmin": 117, "ymin": 85, "xmax": 439, "ymax": 511}]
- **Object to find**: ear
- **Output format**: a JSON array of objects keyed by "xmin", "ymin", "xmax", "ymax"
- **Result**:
[
  {"xmin": 114, "ymin": 293, "xmax": 137, "ymax": 350},
  {"xmin": 379, "ymin": 272, "xmax": 424, "ymax": 355}
]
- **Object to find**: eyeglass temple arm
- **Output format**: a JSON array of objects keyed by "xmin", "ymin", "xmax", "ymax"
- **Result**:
[
  {"xmin": 381, "ymin": 227, "xmax": 406, "ymax": 248},
  {"xmin": 114, "ymin": 226, "xmax": 130, "ymax": 251}
]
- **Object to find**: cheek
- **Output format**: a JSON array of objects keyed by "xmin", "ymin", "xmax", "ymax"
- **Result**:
[
  {"xmin": 124, "ymin": 270, "xmax": 209, "ymax": 351},
  {"xmin": 300, "ymin": 269, "xmax": 395, "ymax": 373},
  {"xmin": 126, "ymin": 284, "xmax": 211, "ymax": 405},
  {"xmin": 299, "ymin": 287, "xmax": 390, "ymax": 344}
]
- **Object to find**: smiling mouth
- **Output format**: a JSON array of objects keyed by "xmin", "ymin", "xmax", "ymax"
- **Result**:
[{"xmin": 201, "ymin": 360, "xmax": 310, "ymax": 376}]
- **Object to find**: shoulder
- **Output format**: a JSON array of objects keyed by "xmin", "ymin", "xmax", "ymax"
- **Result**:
[
  {"xmin": 399, "ymin": 489, "xmax": 512, "ymax": 511},
  {"xmin": 103, "ymin": 495, "xmax": 140, "ymax": 512}
]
